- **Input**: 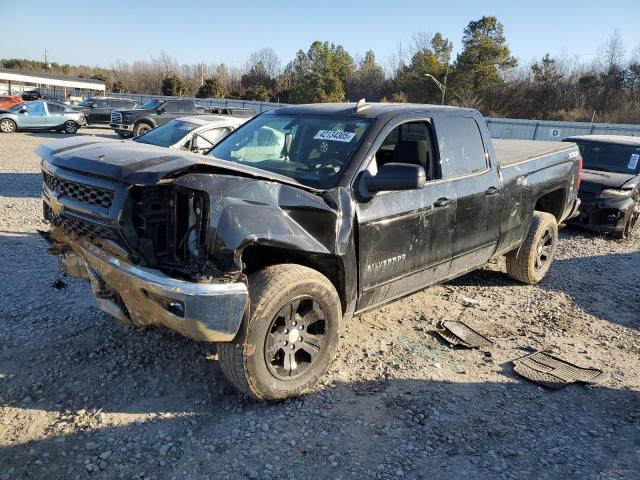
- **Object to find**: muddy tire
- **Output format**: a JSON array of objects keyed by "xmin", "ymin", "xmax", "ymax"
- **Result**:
[
  {"xmin": 0, "ymin": 118, "xmax": 16, "ymax": 133},
  {"xmin": 133, "ymin": 122, "xmax": 152, "ymax": 137},
  {"xmin": 218, "ymin": 264, "xmax": 342, "ymax": 401},
  {"xmin": 506, "ymin": 211, "xmax": 558, "ymax": 284}
]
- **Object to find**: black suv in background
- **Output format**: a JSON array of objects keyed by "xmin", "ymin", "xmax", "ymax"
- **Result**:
[
  {"xmin": 110, "ymin": 99, "xmax": 197, "ymax": 137},
  {"xmin": 78, "ymin": 97, "xmax": 137, "ymax": 125}
]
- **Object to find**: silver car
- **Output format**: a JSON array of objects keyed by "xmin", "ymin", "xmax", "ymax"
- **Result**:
[
  {"xmin": 132, "ymin": 115, "xmax": 249, "ymax": 153},
  {"xmin": 0, "ymin": 100, "xmax": 85, "ymax": 134}
]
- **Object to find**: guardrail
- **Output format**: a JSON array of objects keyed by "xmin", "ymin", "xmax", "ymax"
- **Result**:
[{"xmin": 109, "ymin": 93, "xmax": 640, "ymax": 140}]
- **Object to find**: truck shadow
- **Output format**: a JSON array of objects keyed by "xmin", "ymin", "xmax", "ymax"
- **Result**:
[
  {"xmin": 448, "ymin": 250, "xmax": 640, "ymax": 330},
  {"xmin": 0, "ymin": 368, "xmax": 638, "ymax": 479}
]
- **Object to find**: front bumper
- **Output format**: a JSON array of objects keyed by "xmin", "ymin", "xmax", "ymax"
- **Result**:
[
  {"xmin": 60, "ymin": 238, "xmax": 248, "ymax": 342},
  {"xmin": 110, "ymin": 123, "xmax": 134, "ymax": 132},
  {"xmin": 568, "ymin": 194, "xmax": 635, "ymax": 232}
]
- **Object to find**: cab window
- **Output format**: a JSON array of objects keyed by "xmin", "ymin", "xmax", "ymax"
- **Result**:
[
  {"xmin": 373, "ymin": 121, "xmax": 436, "ymax": 180},
  {"xmin": 437, "ymin": 117, "xmax": 487, "ymax": 178}
]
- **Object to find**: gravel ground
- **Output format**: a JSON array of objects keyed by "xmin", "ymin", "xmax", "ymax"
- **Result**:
[{"xmin": 0, "ymin": 129, "xmax": 639, "ymax": 480}]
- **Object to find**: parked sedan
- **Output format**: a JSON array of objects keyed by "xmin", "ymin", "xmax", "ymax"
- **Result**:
[
  {"xmin": 132, "ymin": 115, "xmax": 248, "ymax": 153},
  {"xmin": 0, "ymin": 100, "xmax": 85, "ymax": 134},
  {"xmin": 0, "ymin": 95, "xmax": 22, "ymax": 110},
  {"xmin": 564, "ymin": 135, "xmax": 640, "ymax": 239}
]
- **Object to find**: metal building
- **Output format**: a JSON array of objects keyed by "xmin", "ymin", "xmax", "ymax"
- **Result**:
[{"xmin": 0, "ymin": 68, "xmax": 106, "ymax": 99}]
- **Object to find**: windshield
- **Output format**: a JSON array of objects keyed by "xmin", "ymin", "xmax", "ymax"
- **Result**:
[
  {"xmin": 141, "ymin": 99, "xmax": 163, "ymax": 110},
  {"xmin": 133, "ymin": 119, "xmax": 199, "ymax": 147},
  {"xmin": 578, "ymin": 142, "xmax": 640, "ymax": 175},
  {"xmin": 9, "ymin": 103, "xmax": 25, "ymax": 111},
  {"xmin": 208, "ymin": 114, "xmax": 372, "ymax": 188}
]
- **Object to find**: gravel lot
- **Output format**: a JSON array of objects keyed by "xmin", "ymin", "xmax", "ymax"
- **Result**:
[{"xmin": 0, "ymin": 128, "xmax": 639, "ymax": 480}]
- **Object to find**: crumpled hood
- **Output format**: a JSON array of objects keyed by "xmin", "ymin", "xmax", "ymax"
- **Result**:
[
  {"xmin": 579, "ymin": 169, "xmax": 638, "ymax": 194},
  {"xmin": 36, "ymin": 136, "xmax": 319, "ymax": 191}
]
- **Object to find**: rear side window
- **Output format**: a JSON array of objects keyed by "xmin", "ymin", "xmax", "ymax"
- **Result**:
[
  {"xmin": 180, "ymin": 101, "xmax": 195, "ymax": 113},
  {"xmin": 47, "ymin": 102, "xmax": 65, "ymax": 114},
  {"xmin": 164, "ymin": 102, "xmax": 181, "ymax": 113},
  {"xmin": 437, "ymin": 116, "xmax": 487, "ymax": 178}
]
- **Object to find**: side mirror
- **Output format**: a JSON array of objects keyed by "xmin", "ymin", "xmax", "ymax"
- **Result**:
[
  {"xmin": 157, "ymin": 107, "xmax": 166, "ymax": 114},
  {"xmin": 90, "ymin": 104, "xmax": 97, "ymax": 109},
  {"xmin": 363, "ymin": 163, "xmax": 426, "ymax": 193},
  {"xmin": 19, "ymin": 108, "xmax": 28, "ymax": 114}
]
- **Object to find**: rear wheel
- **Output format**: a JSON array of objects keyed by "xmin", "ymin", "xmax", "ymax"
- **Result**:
[
  {"xmin": 133, "ymin": 122, "xmax": 152, "ymax": 136},
  {"xmin": 63, "ymin": 121, "xmax": 79, "ymax": 134},
  {"xmin": 506, "ymin": 211, "xmax": 558, "ymax": 284},
  {"xmin": 218, "ymin": 264, "xmax": 342, "ymax": 401},
  {"xmin": 0, "ymin": 119, "xmax": 16, "ymax": 133}
]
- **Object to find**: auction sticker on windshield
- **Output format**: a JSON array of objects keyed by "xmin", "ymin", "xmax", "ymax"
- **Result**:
[
  {"xmin": 628, "ymin": 153, "xmax": 639, "ymax": 170},
  {"xmin": 314, "ymin": 130, "xmax": 356, "ymax": 142}
]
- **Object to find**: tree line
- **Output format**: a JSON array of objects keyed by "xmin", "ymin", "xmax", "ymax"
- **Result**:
[{"xmin": 3, "ymin": 16, "xmax": 639, "ymax": 123}]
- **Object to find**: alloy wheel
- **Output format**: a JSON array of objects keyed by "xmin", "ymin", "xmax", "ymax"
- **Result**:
[
  {"xmin": 534, "ymin": 227, "xmax": 554, "ymax": 271},
  {"xmin": 0, "ymin": 119, "xmax": 15, "ymax": 133},
  {"xmin": 264, "ymin": 297, "xmax": 326, "ymax": 380}
]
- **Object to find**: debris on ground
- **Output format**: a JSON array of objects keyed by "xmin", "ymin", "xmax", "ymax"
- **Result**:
[
  {"xmin": 435, "ymin": 320, "xmax": 493, "ymax": 348},
  {"xmin": 513, "ymin": 351, "xmax": 609, "ymax": 389}
]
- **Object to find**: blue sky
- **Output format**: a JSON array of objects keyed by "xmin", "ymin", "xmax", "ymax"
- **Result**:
[{"xmin": 0, "ymin": 0, "xmax": 638, "ymax": 69}]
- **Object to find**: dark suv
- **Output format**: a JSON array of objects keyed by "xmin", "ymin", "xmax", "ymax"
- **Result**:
[
  {"xmin": 110, "ymin": 99, "xmax": 197, "ymax": 137},
  {"xmin": 78, "ymin": 97, "xmax": 137, "ymax": 125}
]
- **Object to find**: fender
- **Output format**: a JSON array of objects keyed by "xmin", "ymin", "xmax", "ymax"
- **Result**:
[{"xmin": 171, "ymin": 173, "xmax": 341, "ymax": 271}]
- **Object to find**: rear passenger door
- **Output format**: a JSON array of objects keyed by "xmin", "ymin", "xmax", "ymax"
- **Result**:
[
  {"xmin": 91, "ymin": 99, "xmax": 110, "ymax": 123},
  {"xmin": 356, "ymin": 116, "xmax": 456, "ymax": 312},
  {"xmin": 44, "ymin": 102, "xmax": 66, "ymax": 127},
  {"xmin": 434, "ymin": 114, "xmax": 503, "ymax": 275}
]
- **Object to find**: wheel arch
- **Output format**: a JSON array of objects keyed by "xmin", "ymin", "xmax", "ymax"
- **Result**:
[
  {"xmin": 534, "ymin": 187, "xmax": 567, "ymax": 222},
  {"xmin": 240, "ymin": 243, "xmax": 347, "ymax": 314}
]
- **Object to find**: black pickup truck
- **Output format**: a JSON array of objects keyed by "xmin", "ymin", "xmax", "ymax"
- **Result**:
[
  {"xmin": 39, "ymin": 102, "xmax": 581, "ymax": 400},
  {"xmin": 110, "ymin": 99, "xmax": 198, "ymax": 137}
]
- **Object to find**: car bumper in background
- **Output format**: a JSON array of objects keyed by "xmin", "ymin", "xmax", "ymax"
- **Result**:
[
  {"xmin": 110, "ymin": 123, "xmax": 134, "ymax": 131},
  {"xmin": 568, "ymin": 194, "xmax": 635, "ymax": 232}
]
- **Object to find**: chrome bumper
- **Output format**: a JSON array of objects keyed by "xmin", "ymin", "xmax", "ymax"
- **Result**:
[
  {"xmin": 62, "ymin": 240, "xmax": 248, "ymax": 342},
  {"xmin": 110, "ymin": 123, "xmax": 134, "ymax": 131}
]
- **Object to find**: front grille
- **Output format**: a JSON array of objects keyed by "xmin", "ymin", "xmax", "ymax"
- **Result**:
[
  {"xmin": 110, "ymin": 112, "xmax": 122, "ymax": 124},
  {"xmin": 46, "ymin": 207, "xmax": 117, "ymax": 240},
  {"xmin": 43, "ymin": 172, "xmax": 114, "ymax": 209}
]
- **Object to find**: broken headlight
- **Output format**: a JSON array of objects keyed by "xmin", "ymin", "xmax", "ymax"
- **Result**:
[{"xmin": 131, "ymin": 186, "xmax": 209, "ymax": 277}]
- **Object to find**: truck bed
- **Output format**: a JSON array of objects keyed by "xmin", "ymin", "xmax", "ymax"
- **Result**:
[{"xmin": 493, "ymin": 139, "xmax": 575, "ymax": 166}]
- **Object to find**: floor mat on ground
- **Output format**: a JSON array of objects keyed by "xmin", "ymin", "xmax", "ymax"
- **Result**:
[
  {"xmin": 435, "ymin": 320, "xmax": 493, "ymax": 348},
  {"xmin": 513, "ymin": 351, "xmax": 609, "ymax": 389}
]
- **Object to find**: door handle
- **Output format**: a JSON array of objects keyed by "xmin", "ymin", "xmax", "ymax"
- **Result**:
[
  {"xmin": 485, "ymin": 186, "xmax": 500, "ymax": 196},
  {"xmin": 434, "ymin": 197, "xmax": 453, "ymax": 208}
]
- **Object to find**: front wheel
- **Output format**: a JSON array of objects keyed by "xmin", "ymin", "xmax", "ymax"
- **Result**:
[
  {"xmin": 63, "ymin": 121, "xmax": 79, "ymax": 134},
  {"xmin": 506, "ymin": 211, "xmax": 558, "ymax": 284},
  {"xmin": 0, "ymin": 118, "xmax": 16, "ymax": 133},
  {"xmin": 615, "ymin": 200, "xmax": 640, "ymax": 239},
  {"xmin": 133, "ymin": 122, "xmax": 152, "ymax": 136},
  {"xmin": 218, "ymin": 264, "xmax": 342, "ymax": 401}
]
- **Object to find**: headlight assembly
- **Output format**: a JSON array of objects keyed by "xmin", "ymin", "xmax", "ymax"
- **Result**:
[{"xmin": 599, "ymin": 188, "xmax": 633, "ymax": 197}]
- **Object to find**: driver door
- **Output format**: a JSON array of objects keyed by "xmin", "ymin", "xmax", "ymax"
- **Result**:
[
  {"xmin": 356, "ymin": 118, "xmax": 456, "ymax": 312},
  {"xmin": 19, "ymin": 102, "xmax": 46, "ymax": 128}
]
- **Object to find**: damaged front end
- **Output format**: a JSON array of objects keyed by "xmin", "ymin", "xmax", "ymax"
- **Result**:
[{"xmin": 41, "ymin": 161, "xmax": 248, "ymax": 342}]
